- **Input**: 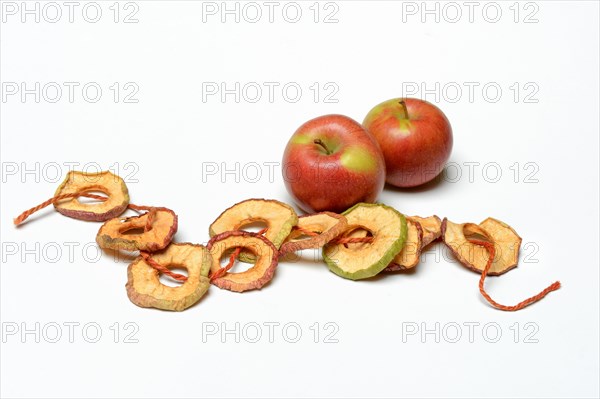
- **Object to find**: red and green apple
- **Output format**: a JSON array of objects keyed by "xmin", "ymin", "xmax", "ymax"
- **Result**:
[
  {"xmin": 282, "ymin": 114, "xmax": 385, "ymax": 213},
  {"xmin": 363, "ymin": 98, "xmax": 453, "ymax": 188}
]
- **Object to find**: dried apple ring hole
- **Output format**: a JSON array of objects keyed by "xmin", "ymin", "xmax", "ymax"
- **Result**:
[
  {"xmin": 236, "ymin": 219, "xmax": 269, "ymax": 234},
  {"xmin": 76, "ymin": 189, "xmax": 109, "ymax": 203},
  {"xmin": 334, "ymin": 226, "xmax": 374, "ymax": 249}
]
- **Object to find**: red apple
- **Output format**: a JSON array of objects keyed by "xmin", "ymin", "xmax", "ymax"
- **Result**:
[
  {"xmin": 363, "ymin": 98, "xmax": 453, "ymax": 188},
  {"xmin": 282, "ymin": 114, "xmax": 385, "ymax": 213}
]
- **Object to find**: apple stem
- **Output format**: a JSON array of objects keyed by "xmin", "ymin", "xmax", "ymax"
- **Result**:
[
  {"xmin": 314, "ymin": 139, "xmax": 332, "ymax": 155},
  {"xmin": 398, "ymin": 100, "xmax": 409, "ymax": 119}
]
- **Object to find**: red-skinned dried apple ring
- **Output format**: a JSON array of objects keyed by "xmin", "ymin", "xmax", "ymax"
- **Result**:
[
  {"xmin": 209, "ymin": 198, "xmax": 298, "ymax": 262},
  {"xmin": 441, "ymin": 217, "xmax": 522, "ymax": 275},
  {"xmin": 478, "ymin": 218, "xmax": 522, "ymax": 271},
  {"xmin": 408, "ymin": 215, "xmax": 442, "ymax": 248},
  {"xmin": 207, "ymin": 230, "xmax": 278, "ymax": 292},
  {"xmin": 279, "ymin": 212, "xmax": 347, "ymax": 255},
  {"xmin": 54, "ymin": 170, "xmax": 129, "ymax": 222},
  {"xmin": 126, "ymin": 243, "xmax": 211, "ymax": 311},
  {"xmin": 96, "ymin": 207, "xmax": 178, "ymax": 252}
]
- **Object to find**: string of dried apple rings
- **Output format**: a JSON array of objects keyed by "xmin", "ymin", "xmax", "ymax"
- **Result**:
[{"xmin": 14, "ymin": 170, "xmax": 560, "ymax": 312}]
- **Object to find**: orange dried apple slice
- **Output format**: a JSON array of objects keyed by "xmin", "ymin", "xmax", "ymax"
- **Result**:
[
  {"xmin": 54, "ymin": 170, "xmax": 129, "ymax": 221},
  {"xmin": 279, "ymin": 212, "xmax": 347, "ymax": 255},
  {"xmin": 385, "ymin": 218, "xmax": 423, "ymax": 271},
  {"xmin": 323, "ymin": 203, "xmax": 407, "ymax": 280},
  {"xmin": 96, "ymin": 208, "xmax": 178, "ymax": 252},
  {"xmin": 479, "ymin": 217, "xmax": 522, "ymax": 274},
  {"xmin": 209, "ymin": 198, "xmax": 298, "ymax": 261},
  {"xmin": 126, "ymin": 243, "xmax": 212, "ymax": 311},
  {"xmin": 445, "ymin": 217, "xmax": 560, "ymax": 312},
  {"xmin": 408, "ymin": 215, "xmax": 442, "ymax": 248},
  {"xmin": 441, "ymin": 217, "xmax": 522, "ymax": 275},
  {"xmin": 207, "ymin": 231, "xmax": 278, "ymax": 292}
]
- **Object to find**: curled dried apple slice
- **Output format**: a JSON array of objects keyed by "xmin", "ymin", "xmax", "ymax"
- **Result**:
[
  {"xmin": 408, "ymin": 215, "xmax": 442, "ymax": 248},
  {"xmin": 207, "ymin": 231, "xmax": 278, "ymax": 292},
  {"xmin": 385, "ymin": 218, "xmax": 423, "ymax": 271},
  {"xmin": 96, "ymin": 207, "xmax": 178, "ymax": 252},
  {"xmin": 54, "ymin": 170, "xmax": 129, "ymax": 221},
  {"xmin": 279, "ymin": 212, "xmax": 347, "ymax": 255},
  {"xmin": 443, "ymin": 217, "xmax": 560, "ymax": 311},
  {"xmin": 479, "ymin": 217, "xmax": 523, "ymax": 272},
  {"xmin": 323, "ymin": 203, "xmax": 407, "ymax": 280},
  {"xmin": 209, "ymin": 199, "xmax": 298, "ymax": 262},
  {"xmin": 441, "ymin": 217, "xmax": 522, "ymax": 275},
  {"xmin": 126, "ymin": 243, "xmax": 211, "ymax": 311}
]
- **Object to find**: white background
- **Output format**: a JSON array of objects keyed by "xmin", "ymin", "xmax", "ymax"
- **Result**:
[{"xmin": 1, "ymin": 1, "xmax": 599, "ymax": 398}]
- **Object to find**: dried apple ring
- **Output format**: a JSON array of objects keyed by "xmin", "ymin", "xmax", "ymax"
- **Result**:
[
  {"xmin": 54, "ymin": 170, "xmax": 129, "ymax": 222},
  {"xmin": 209, "ymin": 198, "xmax": 298, "ymax": 261},
  {"xmin": 96, "ymin": 208, "xmax": 178, "ymax": 252},
  {"xmin": 279, "ymin": 212, "xmax": 347, "ymax": 255},
  {"xmin": 126, "ymin": 243, "xmax": 211, "ymax": 311},
  {"xmin": 207, "ymin": 231, "xmax": 278, "ymax": 292},
  {"xmin": 323, "ymin": 203, "xmax": 407, "ymax": 280},
  {"xmin": 408, "ymin": 215, "xmax": 442, "ymax": 248},
  {"xmin": 442, "ymin": 217, "xmax": 560, "ymax": 311},
  {"xmin": 479, "ymin": 217, "xmax": 523, "ymax": 274},
  {"xmin": 385, "ymin": 218, "xmax": 423, "ymax": 271},
  {"xmin": 441, "ymin": 217, "xmax": 522, "ymax": 275}
]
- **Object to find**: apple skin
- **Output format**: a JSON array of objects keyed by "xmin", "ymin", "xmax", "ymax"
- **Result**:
[
  {"xmin": 282, "ymin": 114, "xmax": 386, "ymax": 213},
  {"xmin": 363, "ymin": 98, "xmax": 453, "ymax": 188}
]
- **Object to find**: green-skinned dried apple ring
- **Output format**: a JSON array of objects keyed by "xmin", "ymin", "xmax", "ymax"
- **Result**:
[
  {"xmin": 279, "ymin": 212, "xmax": 347, "ymax": 255},
  {"xmin": 54, "ymin": 170, "xmax": 129, "ymax": 222},
  {"xmin": 323, "ymin": 203, "xmax": 407, "ymax": 280},
  {"xmin": 385, "ymin": 218, "xmax": 423, "ymax": 271},
  {"xmin": 408, "ymin": 215, "xmax": 442, "ymax": 248},
  {"xmin": 441, "ymin": 217, "xmax": 522, "ymax": 276},
  {"xmin": 96, "ymin": 208, "xmax": 178, "ymax": 252},
  {"xmin": 207, "ymin": 230, "xmax": 278, "ymax": 292},
  {"xmin": 209, "ymin": 198, "xmax": 298, "ymax": 262},
  {"xmin": 126, "ymin": 243, "xmax": 211, "ymax": 311}
]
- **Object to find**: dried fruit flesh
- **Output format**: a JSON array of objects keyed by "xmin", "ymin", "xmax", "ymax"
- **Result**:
[
  {"xmin": 207, "ymin": 230, "xmax": 278, "ymax": 292},
  {"xmin": 54, "ymin": 170, "xmax": 129, "ymax": 222},
  {"xmin": 279, "ymin": 212, "xmax": 347, "ymax": 255},
  {"xmin": 323, "ymin": 203, "xmax": 407, "ymax": 280},
  {"xmin": 96, "ymin": 207, "xmax": 178, "ymax": 252},
  {"xmin": 408, "ymin": 215, "xmax": 442, "ymax": 248},
  {"xmin": 385, "ymin": 218, "xmax": 423, "ymax": 271},
  {"xmin": 441, "ymin": 217, "xmax": 522, "ymax": 275},
  {"xmin": 126, "ymin": 243, "xmax": 211, "ymax": 311},
  {"xmin": 479, "ymin": 217, "xmax": 522, "ymax": 274}
]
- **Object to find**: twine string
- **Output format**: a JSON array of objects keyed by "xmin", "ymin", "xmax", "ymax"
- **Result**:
[
  {"xmin": 13, "ymin": 192, "xmax": 108, "ymax": 225},
  {"xmin": 470, "ymin": 239, "xmax": 561, "ymax": 311},
  {"xmin": 140, "ymin": 251, "xmax": 188, "ymax": 282}
]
